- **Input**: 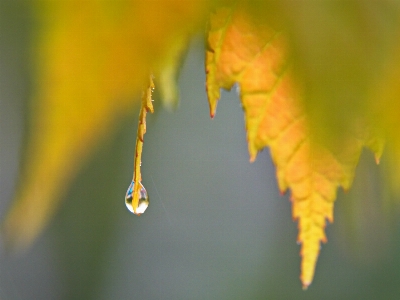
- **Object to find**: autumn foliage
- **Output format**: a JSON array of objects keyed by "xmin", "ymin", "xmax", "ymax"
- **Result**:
[
  {"xmin": 205, "ymin": 6, "xmax": 384, "ymax": 287},
  {"xmin": 2, "ymin": 0, "xmax": 400, "ymax": 289}
]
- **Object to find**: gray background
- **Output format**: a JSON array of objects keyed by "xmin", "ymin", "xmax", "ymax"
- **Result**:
[{"xmin": 1, "ymin": 1, "xmax": 400, "ymax": 299}]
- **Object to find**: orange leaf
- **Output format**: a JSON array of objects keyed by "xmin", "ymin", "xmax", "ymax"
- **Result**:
[{"xmin": 206, "ymin": 6, "xmax": 379, "ymax": 288}]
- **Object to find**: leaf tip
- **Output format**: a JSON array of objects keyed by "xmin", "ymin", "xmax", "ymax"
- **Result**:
[
  {"xmin": 302, "ymin": 281, "xmax": 311, "ymax": 290},
  {"xmin": 300, "ymin": 271, "xmax": 314, "ymax": 291},
  {"xmin": 248, "ymin": 146, "xmax": 258, "ymax": 163},
  {"xmin": 208, "ymin": 99, "xmax": 218, "ymax": 119}
]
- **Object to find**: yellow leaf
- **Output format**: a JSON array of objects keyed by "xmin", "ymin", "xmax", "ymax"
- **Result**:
[
  {"xmin": 158, "ymin": 36, "xmax": 188, "ymax": 111},
  {"xmin": 206, "ymin": 5, "xmax": 381, "ymax": 288},
  {"xmin": 369, "ymin": 44, "xmax": 400, "ymax": 193},
  {"xmin": 2, "ymin": 0, "xmax": 209, "ymax": 250}
]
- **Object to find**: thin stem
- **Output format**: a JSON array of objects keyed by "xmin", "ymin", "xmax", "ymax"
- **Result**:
[{"xmin": 132, "ymin": 75, "xmax": 154, "ymax": 214}]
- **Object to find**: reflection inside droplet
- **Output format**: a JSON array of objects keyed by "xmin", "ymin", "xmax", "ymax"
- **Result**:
[{"xmin": 125, "ymin": 181, "xmax": 149, "ymax": 215}]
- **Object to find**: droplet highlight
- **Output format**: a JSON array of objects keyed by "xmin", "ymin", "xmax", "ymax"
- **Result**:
[{"xmin": 125, "ymin": 181, "xmax": 149, "ymax": 215}]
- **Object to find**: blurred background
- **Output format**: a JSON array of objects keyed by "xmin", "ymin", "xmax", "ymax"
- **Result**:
[{"xmin": 1, "ymin": 1, "xmax": 400, "ymax": 299}]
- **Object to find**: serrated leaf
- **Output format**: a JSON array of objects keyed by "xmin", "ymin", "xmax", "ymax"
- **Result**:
[{"xmin": 206, "ymin": 6, "xmax": 382, "ymax": 288}]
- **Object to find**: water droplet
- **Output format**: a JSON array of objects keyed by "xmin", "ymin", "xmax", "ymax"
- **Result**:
[{"xmin": 125, "ymin": 181, "xmax": 149, "ymax": 215}]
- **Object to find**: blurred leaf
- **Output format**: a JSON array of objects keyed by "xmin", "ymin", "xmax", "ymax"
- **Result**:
[
  {"xmin": 3, "ymin": 0, "xmax": 400, "ymax": 290},
  {"xmin": 370, "ymin": 42, "xmax": 400, "ymax": 193},
  {"xmin": 205, "ymin": 5, "xmax": 384, "ymax": 288},
  {"xmin": 278, "ymin": 1, "xmax": 400, "ymax": 143},
  {"xmin": 2, "ymin": 0, "xmax": 209, "ymax": 249}
]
